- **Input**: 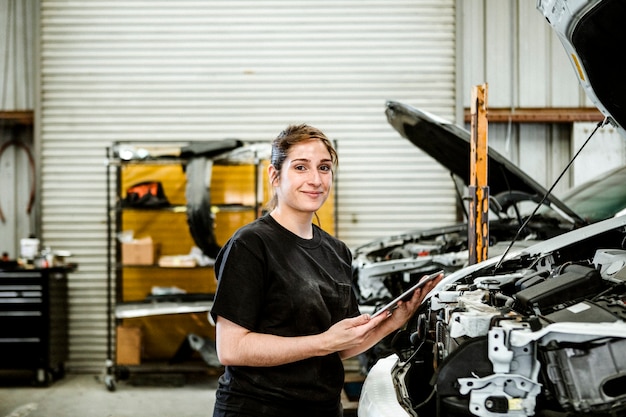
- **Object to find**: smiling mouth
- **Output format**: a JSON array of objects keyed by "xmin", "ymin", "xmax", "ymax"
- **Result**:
[{"xmin": 303, "ymin": 191, "xmax": 323, "ymax": 197}]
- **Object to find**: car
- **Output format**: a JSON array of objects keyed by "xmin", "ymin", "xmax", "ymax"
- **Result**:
[
  {"xmin": 353, "ymin": 102, "xmax": 626, "ymax": 315},
  {"xmin": 537, "ymin": 0, "xmax": 626, "ymax": 138},
  {"xmin": 357, "ymin": 1, "xmax": 626, "ymax": 416},
  {"xmin": 352, "ymin": 99, "xmax": 626, "ymax": 370},
  {"xmin": 359, "ymin": 215, "xmax": 626, "ymax": 417}
]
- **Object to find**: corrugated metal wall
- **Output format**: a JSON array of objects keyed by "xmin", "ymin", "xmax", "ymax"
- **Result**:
[
  {"xmin": 0, "ymin": 127, "xmax": 36, "ymax": 253},
  {"xmin": 39, "ymin": 0, "xmax": 457, "ymax": 371},
  {"xmin": 461, "ymin": 0, "xmax": 587, "ymax": 109},
  {"xmin": 486, "ymin": 122, "xmax": 573, "ymax": 196},
  {"xmin": 461, "ymin": 0, "xmax": 625, "ymax": 191},
  {"xmin": 0, "ymin": 0, "xmax": 35, "ymax": 110},
  {"xmin": 0, "ymin": 0, "xmax": 37, "ymax": 258},
  {"xmin": 32, "ymin": 0, "xmax": 626, "ymax": 373},
  {"xmin": 461, "ymin": 0, "xmax": 577, "ymax": 196}
]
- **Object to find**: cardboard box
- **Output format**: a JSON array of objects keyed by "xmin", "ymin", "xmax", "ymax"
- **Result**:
[
  {"xmin": 116, "ymin": 325, "xmax": 142, "ymax": 365},
  {"xmin": 122, "ymin": 237, "xmax": 158, "ymax": 265}
]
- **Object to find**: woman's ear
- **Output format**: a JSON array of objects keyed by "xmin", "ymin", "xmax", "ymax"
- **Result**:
[{"xmin": 268, "ymin": 164, "xmax": 278, "ymax": 186}]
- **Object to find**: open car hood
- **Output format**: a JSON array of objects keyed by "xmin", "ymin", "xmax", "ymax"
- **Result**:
[
  {"xmin": 385, "ymin": 100, "xmax": 586, "ymax": 225},
  {"xmin": 537, "ymin": 0, "xmax": 626, "ymax": 138}
]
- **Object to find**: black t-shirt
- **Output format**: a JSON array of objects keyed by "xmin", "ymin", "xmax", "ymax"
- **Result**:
[{"xmin": 210, "ymin": 215, "xmax": 360, "ymax": 417}]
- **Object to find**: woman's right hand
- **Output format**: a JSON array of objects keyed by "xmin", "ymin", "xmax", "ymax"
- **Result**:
[{"xmin": 323, "ymin": 313, "xmax": 388, "ymax": 356}]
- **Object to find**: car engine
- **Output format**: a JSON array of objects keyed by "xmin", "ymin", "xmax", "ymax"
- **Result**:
[{"xmin": 388, "ymin": 225, "xmax": 626, "ymax": 417}]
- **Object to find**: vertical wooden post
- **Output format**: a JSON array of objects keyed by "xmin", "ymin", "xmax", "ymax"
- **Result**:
[{"xmin": 468, "ymin": 84, "xmax": 489, "ymax": 265}]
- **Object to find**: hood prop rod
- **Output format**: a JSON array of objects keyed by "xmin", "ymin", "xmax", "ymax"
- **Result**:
[{"xmin": 493, "ymin": 117, "xmax": 609, "ymax": 272}]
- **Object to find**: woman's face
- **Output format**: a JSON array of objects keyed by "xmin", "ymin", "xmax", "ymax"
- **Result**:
[{"xmin": 270, "ymin": 139, "xmax": 333, "ymax": 216}]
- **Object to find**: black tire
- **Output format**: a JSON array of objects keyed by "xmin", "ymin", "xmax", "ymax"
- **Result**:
[{"xmin": 185, "ymin": 157, "xmax": 221, "ymax": 259}]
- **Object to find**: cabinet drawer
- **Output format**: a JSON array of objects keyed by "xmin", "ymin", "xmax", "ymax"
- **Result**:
[
  {"xmin": 0, "ymin": 339, "xmax": 44, "ymax": 367},
  {"xmin": 0, "ymin": 284, "xmax": 44, "ymax": 311},
  {"xmin": 0, "ymin": 314, "xmax": 44, "ymax": 337}
]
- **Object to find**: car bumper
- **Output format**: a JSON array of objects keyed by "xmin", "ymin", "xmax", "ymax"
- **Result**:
[{"xmin": 357, "ymin": 354, "xmax": 410, "ymax": 417}]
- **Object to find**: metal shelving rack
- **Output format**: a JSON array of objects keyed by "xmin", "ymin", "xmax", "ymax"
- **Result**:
[{"xmin": 103, "ymin": 141, "xmax": 265, "ymax": 391}]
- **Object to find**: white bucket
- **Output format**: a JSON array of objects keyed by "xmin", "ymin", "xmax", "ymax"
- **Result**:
[{"xmin": 20, "ymin": 238, "xmax": 40, "ymax": 260}]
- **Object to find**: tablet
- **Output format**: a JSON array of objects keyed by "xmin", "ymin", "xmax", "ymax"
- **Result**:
[{"xmin": 370, "ymin": 270, "xmax": 443, "ymax": 319}]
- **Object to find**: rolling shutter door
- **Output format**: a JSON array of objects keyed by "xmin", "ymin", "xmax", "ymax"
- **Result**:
[{"xmin": 39, "ymin": 0, "xmax": 456, "ymax": 370}]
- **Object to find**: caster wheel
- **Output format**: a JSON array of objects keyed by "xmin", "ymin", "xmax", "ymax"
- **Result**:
[
  {"xmin": 34, "ymin": 369, "xmax": 51, "ymax": 387},
  {"xmin": 105, "ymin": 375, "xmax": 116, "ymax": 392}
]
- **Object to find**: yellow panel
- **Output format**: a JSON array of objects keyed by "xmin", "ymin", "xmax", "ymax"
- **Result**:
[
  {"xmin": 212, "ymin": 164, "xmax": 257, "ymax": 206},
  {"xmin": 315, "ymin": 194, "xmax": 335, "ymax": 235},
  {"xmin": 122, "ymin": 210, "xmax": 195, "ymax": 257},
  {"xmin": 121, "ymin": 313, "xmax": 215, "ymax": 360},
  {"xmin": 121, "ymin": 267, "xmax": 216, "ymax": 302},
  {"xmin": 121, "ymin": 164, "xmax": 187, "ymax": 205},
  {"xmin": 213, "ymin": 210, "xmax": 257, "ymax": 246},
  {"xmin": 117, "ymin": 156, "xmax": 335, "ymax": 359}
]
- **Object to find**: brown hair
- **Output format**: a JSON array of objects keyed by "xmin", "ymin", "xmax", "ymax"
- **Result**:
[{"xmin": 266, "ymin": 124, "xmax": 337, "ymax": 212}]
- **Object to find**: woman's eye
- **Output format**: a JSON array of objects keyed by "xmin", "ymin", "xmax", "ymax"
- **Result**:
[{"xmin": 319, "ymin": 165, "xmax": 331, "ymax": 172}]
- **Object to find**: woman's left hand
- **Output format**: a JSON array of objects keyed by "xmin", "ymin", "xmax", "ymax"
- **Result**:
[
  {"xmin": 377, "ymin": 272, "xmax": 443, "ymax": 328},
  {"xmin": 338, "ymin": 272, "xmax": 443, "ymax": 359}
]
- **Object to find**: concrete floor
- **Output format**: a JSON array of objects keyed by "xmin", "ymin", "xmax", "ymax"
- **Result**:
[
  {"xmin": 0, "ymin": 365, "xmax": 361, "ymax": 417},
  {"xmin": 0, "ymin": 368, "xmax": 219, "ymax": 417}
]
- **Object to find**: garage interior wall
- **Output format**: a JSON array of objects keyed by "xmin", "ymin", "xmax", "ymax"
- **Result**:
[
  {"xmin": 21, "ymin": 0, "xmax": 624, "ymax": 373},
  {"xmin": 0, "ymin": 0, "xmax": 37, "ymax": 258},
  {"xmin": 38, "ymin": 0, "xmax": 457, "ymax": 371},
  {"xmin": 461, "ymin": 0, "xmax": 626, "ymax": 191}
]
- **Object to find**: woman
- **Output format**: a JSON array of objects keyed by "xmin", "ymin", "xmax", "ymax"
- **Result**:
[{"xmin": 210, "ymin": 124, "xmax": 440, "ymax": 417}]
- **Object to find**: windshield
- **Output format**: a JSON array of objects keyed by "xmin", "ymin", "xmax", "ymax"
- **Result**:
[{"xmin": 540, "ymin": 166, "xmax": 626, "ymax": 223}]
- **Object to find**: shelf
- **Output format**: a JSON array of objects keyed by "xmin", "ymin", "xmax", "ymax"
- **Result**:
[
  {"xmin": 118, "ymin": 264, "xmax": 214, "ymax": 269},
  {"xmin": 116, "ymin": 204, "xmax": 257, "ymax": 213},
  {"xmin": 116, "ymin": 300, "xmax": 214, "ymax": 319},
  {"xmin": 105, "ymin": 140, "xmax": 262, "ymax": 383},
  {"xmin": 107, "ymin": 141, "xmax": 270, "ymax": 167},
  {"xmin": 0, "ymin": 110, "xmax": 34, "ymax": 125}
]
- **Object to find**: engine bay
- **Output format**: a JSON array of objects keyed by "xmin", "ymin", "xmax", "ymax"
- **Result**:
[{"xmin": 389, "ymin": 221, "xmax": 626, "ymax": 417}]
